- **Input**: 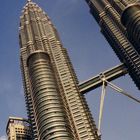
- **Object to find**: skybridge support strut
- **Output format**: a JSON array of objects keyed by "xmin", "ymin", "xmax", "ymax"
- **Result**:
[
  {"xmin": 97, "ymin": 74, "xmax": 140, "ymax": 135},
  {"xmin": 79, "ymin": 63, "xmax": 127, "ymax": 94}
]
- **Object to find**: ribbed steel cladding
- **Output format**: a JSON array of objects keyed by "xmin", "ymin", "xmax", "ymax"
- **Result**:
[
  {"xmin": 27, "ymin": 52, "xmax": 73, "ymax": 140},
  {"xmin": 48, "ymin": 29, "xmax": 100, "ymax": 139},
  {"xmin": 20, "ymin": 52, "xmax": 38, "ymax": 139},
  {"xmin": 19, "ymin": 1, "xmax": 101, "ymax": 139},
  {"xmin": 86, "ymin": 0, "xmax": 140, "ymax": 89},
  {"xmin": 50, "ymin": 46, "xmax": 100, "ymax": 140},
  {"xmin": 121, "ymin": 4, "xmax": 140, "ymax": 52}
]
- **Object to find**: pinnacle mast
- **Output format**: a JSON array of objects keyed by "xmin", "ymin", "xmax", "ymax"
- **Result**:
[{"xmin": 27, "ymin": 0, "xmax": 32, "ymax": 2}]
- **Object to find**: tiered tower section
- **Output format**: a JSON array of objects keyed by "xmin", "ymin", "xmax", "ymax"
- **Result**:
[
  {"xmin": 107, "ymin": 0, "xmax": 138, "ymax": 14},
  {"xmin": 85, "ymin": 0, "xmax": 140, "ymax": 90},
  {"xmin": 19, "ymin": 1, "xmax": 100, "ymax": 140}
]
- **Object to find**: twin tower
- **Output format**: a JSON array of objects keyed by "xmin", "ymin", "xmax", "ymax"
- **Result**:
[
  {"xmin": 19, "ymin": 1, "xmax": 100, "ymax": 140},
  {"xmin": 19, "ymin": 0, "xmax": 140, "ymax": 140}
]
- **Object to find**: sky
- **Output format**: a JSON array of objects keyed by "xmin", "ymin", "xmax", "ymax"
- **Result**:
[{"xmin": 0, "ymin": 0, "xmax": 140, "ymax": 139}]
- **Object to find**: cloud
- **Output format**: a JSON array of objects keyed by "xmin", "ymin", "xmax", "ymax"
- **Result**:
[{"xmin": 0, "ymin": 136, "xmax": 7, "ymax": 140}]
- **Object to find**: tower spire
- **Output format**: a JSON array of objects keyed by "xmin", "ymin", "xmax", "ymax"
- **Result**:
[{"xmin": 27, "ymin": 0, "xmax": 32, "ymax": 2}]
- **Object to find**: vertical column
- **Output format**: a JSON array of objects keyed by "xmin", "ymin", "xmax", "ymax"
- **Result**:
[
  {"xmin": 121, "ymin": 3, "xmax": 140, "ymax": 53},
  {"xmin": 27, "ymin": 51, "xmax": 74, "ymax": 140}
]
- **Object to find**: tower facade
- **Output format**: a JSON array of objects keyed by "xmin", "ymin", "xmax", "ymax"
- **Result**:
[
  {"xmin": 85, "ymin": 0, "xmax": 140, "ymax": 90},
  {"xmin": 6, "ymin": 117, "xmax": 32, "ymax": 140},
  {"xmin": 19, "ymin": 1, "xmax": 100, "ymax": 140},
  {"xmin": 121, "ymin": 2, "xmax": 140, "ymax": 53}
]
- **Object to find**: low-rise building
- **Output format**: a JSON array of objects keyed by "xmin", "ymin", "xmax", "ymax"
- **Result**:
[{"xmin": 6, "ymin": 117, "xmax": 32, "ymax": 140}]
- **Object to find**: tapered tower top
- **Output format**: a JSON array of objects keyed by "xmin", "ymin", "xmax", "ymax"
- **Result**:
[{"xmin": 27, "ymin": 0, "xmax": 32, "ymax": 2}]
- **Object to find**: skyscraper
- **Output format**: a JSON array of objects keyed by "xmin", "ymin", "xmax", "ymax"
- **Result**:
[
  {"xmin": 85, "ymin": 0, "xmax": 140, "ymax": 90},
  {"xmin": 6, "ymin": 117, "xmax": 32, "ymax": 140},
  {"xmin": 19, "ymin": 0, "xmax": 100, "ymax": 140},
  {"xmin": 121, "ymin": 2, "xmax": 140, "ymax": 53}
]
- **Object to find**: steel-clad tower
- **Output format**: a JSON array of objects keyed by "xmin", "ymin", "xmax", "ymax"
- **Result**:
[
  {"xmin": 85, "ymin": 0, "xmax": 140, "ymax": 90},
  {"xmin": 19, "ymin": 0, "xmax": 100, "ymax": 140}
]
